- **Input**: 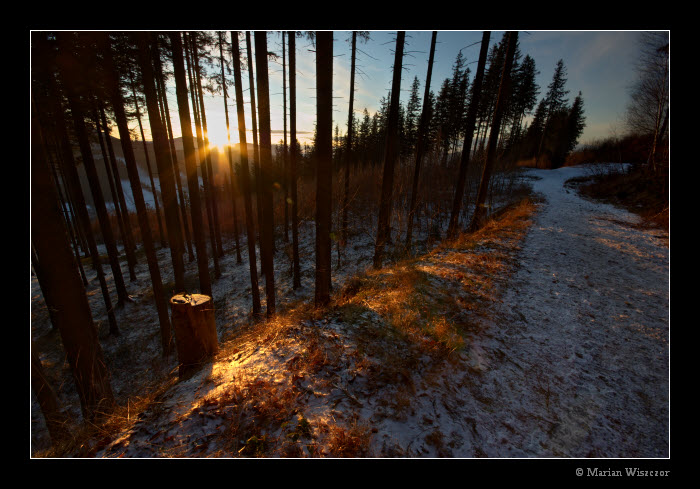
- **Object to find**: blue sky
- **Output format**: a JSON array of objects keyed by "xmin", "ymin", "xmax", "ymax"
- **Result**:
[{"xmin": 156, "ymin": 30, "xmax": 649, "ymax": 150}]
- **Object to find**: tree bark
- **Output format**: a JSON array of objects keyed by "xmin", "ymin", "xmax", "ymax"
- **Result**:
[
  {"xmin": 102, "ymin": 33, "xmax": 173, "ymax": 356},
  {"xmin": 373, "ymin": 32, "xmax": 405, "ymax": 269},
  {"xmin": 219, "ymin": 31, "xmax": 242, "ymax": 264},
  {"xmin": 129, "ymin": 70, "xmax": 168, "ymax": 249},
  {"xmin": 246, "ymin": 31, "xmax": 264, "ymax": 274},
  {"xmin": 170, "ymin": 32, "xmax": 212, "ymax": 297},
  {"xmin": 288, "ymin": 31, "xmax": 301, "ymax": 289},
  {"xmin": 341, "ymin": 32, "xmax": 357, "ymax": 252},
  {"xmin": 230, "ymin": 31, "xmax": 262, "ymax": 315},
  {"xmin": 170, "ymin": 293, "xmax": 218, "ymax": 379},
  {"xmin": 405, "ymin": 31, "xmax": 437, "ymax": 250},
  {"xmin": 447, "ymin": 31, "xmax": 491, "ymax": 239},
  {"xmin": 32, "ymin": 98, "xmax": 115, "ymax": 422},
  {"xmin": 185, "ymin": 32, "xmax": 221, "ymax": 280},
  {"xmin": 135, "ymin": 32, "xmax": 186, "ymax": 292},
  {"xmin": 469, "ymin": 32, "xmax": 518, "ymax": 232},
  {"xmin": 314, "ymin": 31, "xmax": 334, "ymax": 306},
  {"xmin": 254, "ymin": 31, "xmax": 277, "ymax": 317}
]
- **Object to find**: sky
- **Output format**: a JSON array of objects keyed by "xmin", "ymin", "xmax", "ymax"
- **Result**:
[{"xmin": 141, "ymin": 30, "xmax": 650, "ymax": 151}]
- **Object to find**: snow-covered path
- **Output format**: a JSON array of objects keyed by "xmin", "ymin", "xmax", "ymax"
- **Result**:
[{"xmin": 462, "ymin": 165, "xmax": 669, "ymax": 457}]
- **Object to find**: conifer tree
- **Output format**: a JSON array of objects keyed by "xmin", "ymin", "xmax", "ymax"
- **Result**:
[
  {"xmin": 447, "ymin": 31, "xmax": 491, "ymax": 239},
  {"xmin": 254, "ymin": 31, "xmax": 277, "ymax": 316},
  {"xmin": 169, "ymin": 32, "xmax": 213, "ymax": 297},
  {"xmin": 405, "ymin": 31, "xmax": 437, "ymax": 250},
  {"xmin": 230, "ymin": 30, "xmax": 262, "ymax": 314},
  {"xmin": 469, "ymin": 31, "xmax": 518, "ymax": 232},
  {"xmin": 288, "ymin": 31, "xmax": 302, "ymax": 289},
  {"xmin": 373, "ymin": 31, "xmax": 405, "ymax": 269},
  {"xmin": 32, "ymin": 96, "xmax": 115, "ymax": 422},
  {"xmin": 101, "ymin": 32, "xmax": 173, "ymax": 356}
]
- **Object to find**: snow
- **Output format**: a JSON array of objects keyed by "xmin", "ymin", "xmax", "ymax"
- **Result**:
[{"xmin": 30, "ymin": 164, "xmax": 669, "ymax": 458}]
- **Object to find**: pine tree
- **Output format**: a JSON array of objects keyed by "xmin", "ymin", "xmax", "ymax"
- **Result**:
[
  {"xmin": 405, "ymin": 31, "xmax": 437, "ymax": 250},
  {"xmin": 469, "ymin": 31, "xmax": 519, "ymax": 232},
  {"xmin": 169, "ymin": 32, "xmax": 213, "ymax": 297},
  {"xmin": 101, "ymin": 32, "xmax": 174, "ymax": 355},
  {"xmin": 314, "ymin": 31, "xmax": 334, "ymax": 306},
  {"xmin": 135, "ymin": 32, "xmax": 186, "ymax": 294},
  {"xmin": 254, "ymin": 31, "xmax": 277, "ymax": 316},
  {"xmin": 447, "ymin": 31, "xmax": 491, "ymax": 239},
  {"xmin": 373, "ymin": 31, "xmax": 405, "ymax": 269},
  {"xmin": 230, "ymin": 30, "xmax": 262, "ymax": 314},
  {"xmin": 288, "ymin": 31, "xmax": 302, "ymax": 289},
  {"xmin": 535, "ymin": 59, "xmax": 570, "ymax": 167},
  {"xmin": 32, "ymin": 94, "xmax": 115, "ymax": 422}
]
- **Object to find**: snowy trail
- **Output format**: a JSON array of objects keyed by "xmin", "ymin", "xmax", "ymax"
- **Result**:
[{"xmin": 457, "ymin": 166, "xmax": 669, "ymax": 457}]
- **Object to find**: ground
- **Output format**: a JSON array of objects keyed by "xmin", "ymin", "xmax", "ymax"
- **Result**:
[{"xmin": 30, "ymin": 163, "xmax": 669, "ymax": 458}]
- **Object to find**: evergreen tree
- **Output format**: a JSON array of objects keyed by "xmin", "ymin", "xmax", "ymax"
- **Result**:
[
  {"xmin": 314, "ymin": 31, "xmax": 334, "ymax": 306},
  {"xmin": 373, "ymin": 31, "xmax": 405, "ymax": 269}
]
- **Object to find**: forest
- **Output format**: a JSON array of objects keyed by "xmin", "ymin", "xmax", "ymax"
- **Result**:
[{"xmin": 30, "ymin": 30, "xmax": 669, "ymax": 459}]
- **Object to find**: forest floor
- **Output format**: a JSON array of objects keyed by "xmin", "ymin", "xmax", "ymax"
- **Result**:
[{"xmin": 30, "ymin": 163, "xmax": 669, "ymax": 458}]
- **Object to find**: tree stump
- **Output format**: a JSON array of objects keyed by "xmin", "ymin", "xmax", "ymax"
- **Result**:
[{"xmin": 170, "ymin": 293, "xmax": 218, "ymax": 379}]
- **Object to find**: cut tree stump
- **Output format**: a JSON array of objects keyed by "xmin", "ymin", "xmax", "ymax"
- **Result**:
[{"xmin": 170, "ymin": 293, "xmax": 218, "ymax": 379}]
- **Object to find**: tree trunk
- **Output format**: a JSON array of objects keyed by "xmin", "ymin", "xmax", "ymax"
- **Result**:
[
  {"xmin": 288, "ymin": 31, "xmax": 302, "ymax": 290},
  {"xmin": 230, "ymin": 31, "xmax": 262, "ymax": 315},
  {"xmin": 185, "ymin": 32, "xmax": 221, "ymax": 280},
  {"xmin": 129, "ymin": 70, "xmax": 167, "ymax": 249},
  {"xmin": 170, "ymin": 32, "xmax": 212, "ymax": 297},
  {"xmin": 447, "ymin": 31, "xmax": 491, "ymax": 239},
  {"xmin": 60, "ymin": 63, "xmax": 130, "ymax": 308},
  {"xmin": 314, "ymin": 31, "xmax": 334, "ymax": 306},
  {"xmin": 98, "ymin": 103, "xmax": 139, "ymax": 269},
  {"xmin": 282, "ymin": 32, "xmax": 289, "ymax": 244},
  {"xmin": 469, "ymin": 32, "xmax": 518, "ymax": 232},
  {"xmin": 247, "ymin": 31, "xmax": 264, "ymax": 274},
  {"xmin": 341, "ymin": 32, "xmax": 357, "ymax": 252},
  {"xmin": 254, "ymin": 31, "xmax": 277, "ymax": 317},
  {"xmin": 219, "ymin": 31, "xmax": 242, "ymax": 264},
  {"xmin": 170, "ymin": 293, "xmax": 218, "ymax": 379},
  {"xmin": 153, "ymin": 43, "xmax": 195, "ymax": 263},
  {"xmin": 135, "ymin": 32, "xmax": 186, "ymax": 292},
  {"xmin": 191, "ymin": 32, "xmax": 225, "ymax": 260},
  {"xmin": 32, "ymin": 98, "xmax": 115, "ymax": 422},
  {"xmin": 45, "ymin": 70, "xmax": 119, "ymax": 335},
  {"xmin": 405, "ymin": 31, "xmax": 437, "ymax": 250},
  {"xmin": 373, "ymin": 32, "xmax": 405, "ymax": 269},
  {"xmin": 102, "ymin": 33, "xmax": 173, "ymax": 356}
]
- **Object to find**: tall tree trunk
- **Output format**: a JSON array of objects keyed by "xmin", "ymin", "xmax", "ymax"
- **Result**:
[
  {"xmin": 184, "ymin": 32, "xmax": 221, "ymax": 279},
  {"xmin": 98, "ymin": 102, "xmax": 139, "ymax": 276},
  {"xmin": 288, "ymin": 31, "xmax": 302, "ymax": 289},
  {"xmin": 405, "ymin": 31, "xmax": 437, "ymax": 250},
  {"xmin": 469, "ymin": 32, "xmax": 518, "ymax": 232},
  {"xmin": 219, "ymin": 31, "xmax": 242, "ymax": 264},
  {"xmin": 314, "ymin": 31, "xmax": 334, "ymax": 306},
  {"xmin": 45, "ymin": 70, "xmax": 119, "ymax": 335},
  {"xmin": 341, "ymin": 31, "xmax": 357, "ymax": 252},
  {"xmin": 129, "ymin": 70, "xmax": 167, "ymax": 249},
  {"xmin": 32, "ymin": 100, "xmax": 115, "ymax": 422},
  {"xmin": 135, "ymin": 32, "xmax": 186, "ymax": 292},
  {"xmin": 282, "ymin": 32, "xmax": 289, "ymax": 244},
  {"xmin": 170, "ymin": 32, "xmax": 213, "ymax": 297},
  {"xmin": 102, "ymin": 33, "xmax": 173, "ymax": 356},
  {"xmin": 254, "ymin": 31, "xmax": 277, "ymax": 317},
  {"xmin": 192, "ymin": 32, "xmax": 225, "ymax": 261},
  {"xmin": 230, "ymin": 31, "xmax": 262, "ymax": 315},
  {"xmin": 60, "ymin": 61, "xmax": 130, "ymax": 308},
  {"xmin": 246, "ymin": 31, "xmax": 264, "ymax": 273},
  {"xmin": 153, "ymin": 41, "xmax": 195, "ymax": 263},
  {"xmin": 94, "ymin": 104, "xmax": 138, "ymax": 282},
  {"xmin": 373, "ymin": 31, "xmax": 405, "ymax": 269},
  {"xmin": 447, "ymin": 31, "xmax": 491, "ymax": 239}
]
